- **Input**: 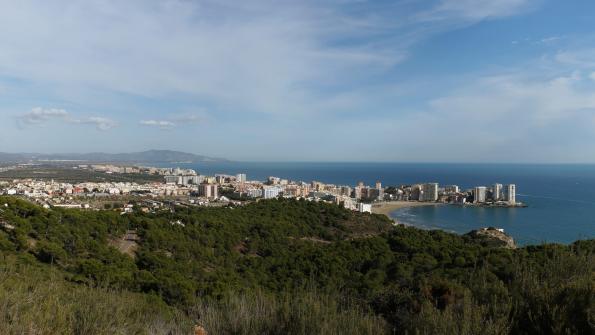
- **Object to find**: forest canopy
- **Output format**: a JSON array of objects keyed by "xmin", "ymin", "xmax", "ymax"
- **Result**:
[{"xmin": 0, "ymin": 196, "xmax": 593, "ymax": 334}]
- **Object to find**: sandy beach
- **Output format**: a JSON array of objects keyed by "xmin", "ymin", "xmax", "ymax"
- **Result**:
[{"xmin": 372, "ymin": 201, "xmax": 441, "ymax": 217}]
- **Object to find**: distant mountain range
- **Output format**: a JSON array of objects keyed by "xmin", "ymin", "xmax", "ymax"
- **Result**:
[{"xmin": 0, "ymin": 150, "xmax": 227, "ymax": 164}]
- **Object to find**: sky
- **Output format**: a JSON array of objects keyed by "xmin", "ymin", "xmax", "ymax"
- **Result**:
[{"xmin": 1, "ymin": 0, "xmax": 595, "ymax": 162}]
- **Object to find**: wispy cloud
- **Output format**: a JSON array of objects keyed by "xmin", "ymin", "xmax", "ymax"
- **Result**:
[
  {"xmin": 0, "ymin": 1, "xmax": 398, "ymax": 116},
  {"xmin": 511, "ymin": 36, "xmax": 564, "ymax": 46},
  {"xmin": 139, "ymin": 120, "xmax": 176, "ymax": 130},
  {"xmin": 409, "ymin": 64, "xmax": 595, "ymax": 162},
  {"xmin": 6, "ymin": 0, "xmax": 582, "ymax": 161},
  {"xmin": 19, "ymin": 107, "xmax": 68, "ymax": 124},
  {"xmin": 17, "ymin": 107, "xmax": 116, "ymax": 131},
  {"xmin": 139, "ymin": 112, "xmax": 206, "ymax": 130},
  {"xmin": 429, "ymin": 72, "xmax": 595, "ymax": 125},
  {"xmin": 555, "ymin": 48, "xmax": 595, "ymax": 68},
  {"xmin": 420, "ymin": 0, "xmax": 536, "ymax": 21},
  {"xmin": 72, "ymin": 117, "xmax": 117, "ymax": 131},
  {"xmin": 170, "ymin": 113, "xmax": 206, "ymax": 124},
  {"xmin": 0, "ymin": 0, "xmax": 536, "ymax": 119},
  {"xmin": 539, "ymin": 36, "xmax": 561, "ymax": 44}
]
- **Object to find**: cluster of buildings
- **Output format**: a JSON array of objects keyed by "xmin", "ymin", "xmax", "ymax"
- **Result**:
[
  {"xmin": 471, "ymin": 184, "xmax": 516, "ymax": 205},
  {"xmin": 0, "ymin": 165, "xmax": 17, "ymax": 173},
  {"xmin": 386, "ymin": 182, "xmax": 518, "ymax": 206},
  {"xmin": 85, "ymin": 164, "xmax": 142, "ymax": 174},
  {"xmin": 158, "ymin": 170, "xmax": 384, "ymax": 212},
  {"xmin": 81, "ymin": 164, "xmax": 192, "ymax": 175},
  {"xmin": 0, "ymin": 179, "xmax": 197, "ymax": 198},
  {"xmin": 1, "ymin": 163, "xmax": 522, "ymax": 213}
]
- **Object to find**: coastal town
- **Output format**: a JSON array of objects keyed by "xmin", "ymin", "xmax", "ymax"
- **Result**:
[{"xmin": 0, "ymin": 163, "xmax": 522, "ymax": 215}]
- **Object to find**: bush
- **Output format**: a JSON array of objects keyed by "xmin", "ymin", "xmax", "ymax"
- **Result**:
[
  {"xmin": 195, "ymin": 289, "xmax": 388, "ymax": 335},
  {"xmin": 0, "ymin": 260, "xmax": 192, "ymax": 335}
]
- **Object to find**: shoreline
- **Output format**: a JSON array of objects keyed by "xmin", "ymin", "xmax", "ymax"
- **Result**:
[{"xmin": 372, "ymin": 201, "xmax": 441, "ymax": 217}]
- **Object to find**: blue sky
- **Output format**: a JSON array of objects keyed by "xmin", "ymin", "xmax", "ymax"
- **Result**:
[{"xmin": 1, "ymin": 0, "xmax": 595, "ymax": 162}]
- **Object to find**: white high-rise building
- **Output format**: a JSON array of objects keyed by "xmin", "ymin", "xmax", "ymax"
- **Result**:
[
  {"xmin": 262, "ymin": 186, "xmax": 282, "ymax": 199},
  {"xmin": 198, "ymin": 183, "xmax": 218, "ymax": 199},
  {"xmin": 421, "ymin": 183, "xmax": 438, "ymax": 202},
  {"xmin": 493, "ymin": 183, "xmax": 503, "ymax": 201},
  {"xmin": 236, "ymin": 173, "xmax": 247, "ymax": 183},
  {"xmin": 180, "ymin": 175, "xmax": 201, "ymax": 186},
  {"xmin": 505, "ymin": 184, "xmax": 516, "ymax": 204},
  {"xmin": 247, "ymin": 188, "xmax": 262, "ymax": 198},
  {"xmin": 164, "ymin": 175, "xmax": 178, "ymax": 184},
  {"xmin": 354, "ymin": 183, "xmax": 364, "ymax": 200},
  {"xmin": 474, "ymin": 186, "xmax": 487, "ymax": 203},
  {"xmin": 375, "ymin": 181, "xmax": 384, "ymax": 200},
  {"xmin": 340, "ymin": 186, "xmax": 352, "ymax": 197},
  {"xmin": 165, "ymin": 174, "xmax": 201, "ymax": 186},
  {"xmin": 444, "ymin": 185, "xmax": 460, "ymax": 194},
  {"xmin": 358, "ymin": 203, "xmax": 372, "ymax": 213}
]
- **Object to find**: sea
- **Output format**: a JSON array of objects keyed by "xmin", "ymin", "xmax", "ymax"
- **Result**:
[{"xmin": 163, "ymin": 162, "xmax": 595, "ymax": 246}]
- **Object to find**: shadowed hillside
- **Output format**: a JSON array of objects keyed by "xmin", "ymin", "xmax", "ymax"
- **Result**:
[{"xmin": 0, "ymin": 197, "xmax": 593, "ymax": 334}]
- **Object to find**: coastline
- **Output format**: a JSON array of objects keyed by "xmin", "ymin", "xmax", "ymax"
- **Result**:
[{"xmin": 372, "ymin": 201, "xmax": 441, "ymax": 217}]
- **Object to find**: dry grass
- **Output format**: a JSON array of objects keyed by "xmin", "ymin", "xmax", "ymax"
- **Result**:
[
  {"xmin": 0, "ymin": 260, "xmax": 193, "ymax": 335},
  {"xmin": 0, "ymin": 259, "xmax": 388, "ymax": 335},
  {"xmin": 194, "ymin": 290, "xmax": 389, "ymax": 335}
]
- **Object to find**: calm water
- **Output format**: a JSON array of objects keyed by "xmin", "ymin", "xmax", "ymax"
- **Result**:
[{"xmin": 166, "ymin": 162, "xmax": 595, "ymax": 245}]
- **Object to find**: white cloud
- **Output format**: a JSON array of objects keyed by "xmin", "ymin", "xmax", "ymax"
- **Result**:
[
  {"xmin": 72, "ymin": 117, "xmax": 117, "ymax": 131},
  {"xmin": 539, "ymin": 36, "xmax": 561, "ymax": 44},
  {"xmin": 170, "ymin": 113, "xmax": 207, "ymax": 124},
  {"xmin": 510, "ymin": 36, "xmax": 563, "ymax": 46},
  {"xmin": 139, "ymin": 111, "xmax": 207, "ymax": 130},
  {"xmin": 17, "ymin": 107, "xmax": 116, "ymax": 131},
  {"xmin": 0, "ymin": 0, "xmax": 534, "ymax": 119},
  {"xmin": 408, "ymin": 68, "xmax": 595, "ymax": 162},
  {"xmin": 555, "ymin": 49, "xmax": 595, "ymax": 68},
  {"xmin": 18, "ymin": 107, "xmax": 68, "ymax": 124},
  {"xmin": 432, "ymin": 75, "xmax": 593, "ymax": 122},
  {"xmin": 3, "ymin": 0, "xmax": 570, "ymax": 160},
  {"xmin": 419, "ymin": 0, "xmax": 535, "ymax": 21},
  {"xmin": 139, "ymin": 120, "xmax": 176, "ymax": 130},
  {"xmin": 0, "ymin": 1, "xmax": 401, "ymax": 116}
]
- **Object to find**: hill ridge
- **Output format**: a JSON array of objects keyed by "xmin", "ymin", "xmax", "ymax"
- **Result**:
[{"xmin": 0, "ymin": 149, "xmax": 228, "ymax": 163}]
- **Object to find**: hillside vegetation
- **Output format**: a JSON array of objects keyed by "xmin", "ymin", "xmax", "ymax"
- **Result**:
[
  {"xmin": 0, "ymin": 260, "xmax": 191, "ymax": 334},
  {"xmin": 0, "ymin": 165, "xmax": 163, "ymax": 183},
  {"xmin": 0, "ymin": 197, "xmax": 593, "ymax": 334}
]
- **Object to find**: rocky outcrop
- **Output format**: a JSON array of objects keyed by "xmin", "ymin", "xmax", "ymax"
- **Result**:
[
  {"xmin": 465, "ymin": 227, "xmax": 516, "ymax": 249},
  {"xmin": 194, "ymin": 325, "xmax": 207, "ymax": 335},
  {"xmin": 108, "ymin": 230, "xmax": 139, "ymax": 258}
]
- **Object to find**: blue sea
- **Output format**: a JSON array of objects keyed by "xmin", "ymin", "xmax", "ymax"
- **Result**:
[{"xmin": 166, "ymin": 162, "xmax": 595, "ymax": 246}]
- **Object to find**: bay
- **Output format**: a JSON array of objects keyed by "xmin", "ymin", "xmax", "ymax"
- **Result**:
[{"xmin": 164, "ymin": 162, "xmax": 595, "ymax": 245}]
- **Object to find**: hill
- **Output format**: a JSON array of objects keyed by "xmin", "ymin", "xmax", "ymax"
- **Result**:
[
  {"xmin": 0, "ymin": 197, "xmax": 593, "ymax": 334},
  {"xmin": 0, "ymin": 260, "xmax": 192, "ymax": 334},
  {"xmin": 0, "ymin": 149, "xmax": 227, "ymax": 163}
]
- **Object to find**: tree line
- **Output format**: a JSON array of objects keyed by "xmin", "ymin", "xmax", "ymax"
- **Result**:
[{"xmin": 0, "ymin": 196, "xmax": 592, "ymax": 334}]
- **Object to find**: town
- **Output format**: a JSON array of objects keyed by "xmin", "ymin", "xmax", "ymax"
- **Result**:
[{"xmin": 0, "ymin": 163, "xmax": 523, "ymax": 214}]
